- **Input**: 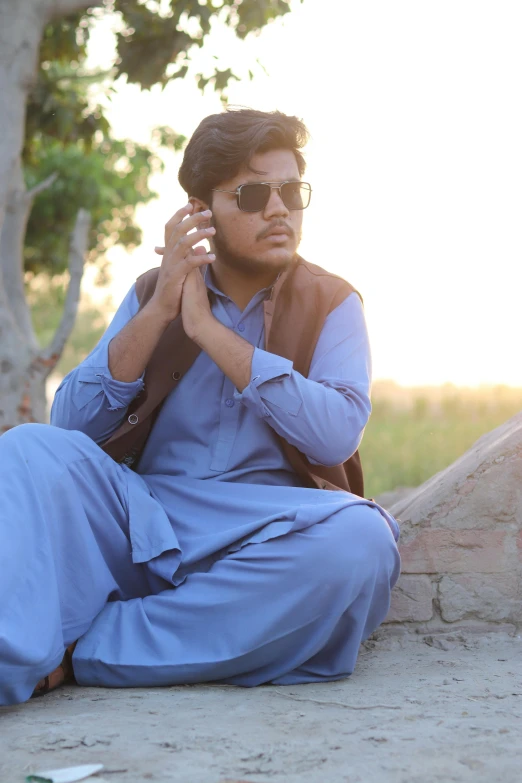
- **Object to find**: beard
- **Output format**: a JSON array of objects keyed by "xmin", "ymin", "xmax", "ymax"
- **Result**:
[{"xmin": 210, "ymin": 215, "xmax": 300, "ymax": 278}]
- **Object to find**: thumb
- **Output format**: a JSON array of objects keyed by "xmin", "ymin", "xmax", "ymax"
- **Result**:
[{"xmin": 154, "ymin": 246, "xmax": 165, "ymax": 255}]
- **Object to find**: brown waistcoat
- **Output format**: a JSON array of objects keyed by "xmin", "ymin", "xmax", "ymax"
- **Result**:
[{"xmin": 101, "ymin": 257, "xmax": 364, "ymax": 497}]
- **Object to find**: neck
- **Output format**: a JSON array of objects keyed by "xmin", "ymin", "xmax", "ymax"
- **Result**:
[{"xmin": 210, "ymin": 259, "xmax": 283, "ymax": 311}]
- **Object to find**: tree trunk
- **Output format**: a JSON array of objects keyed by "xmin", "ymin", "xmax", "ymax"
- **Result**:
[
  {"xmin": 0, "ymin": 0, "xmax": 99, "ymax": 230},
  {"xmin": 0, "ymin": 0, "xmax": 97, "ymax": 431},
  {"xmin": 0, "ymin": 157, "xmax": 55, "ymax": 429},
  {"xmin": 0, "ymin": 0, "xmax": 44, "ymax": 430},
  {"xmin": 0, "ymin": 185, "xmax": 90, "ymax": 431},
  {"xmin": 0, "ymin": 0, "xmax": 47, "ymax": 235}
]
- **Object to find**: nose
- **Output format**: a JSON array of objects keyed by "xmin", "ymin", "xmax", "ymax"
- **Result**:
[{"xmin": 263, "ymin": 186, "xmax": 289, "ymax": 219}]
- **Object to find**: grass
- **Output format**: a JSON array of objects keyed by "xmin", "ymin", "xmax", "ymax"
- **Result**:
[{"xmin": 361, "ymin": 381, "xmax": 522, "ymax": 498}]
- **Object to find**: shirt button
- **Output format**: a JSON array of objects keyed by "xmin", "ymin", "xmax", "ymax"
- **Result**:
[
  {"xmin": 237, "ymin": 323, "xmax": 245, "ymax": 333},
  {"xmin": 172, "ymin": 371, "xmax": 181, "ymax": 381},
  {"xmin": 128, "ymin": 414, "xmax": 139, "ymax": 425},
  {"xmin": 225, "ymin": 398, "xmax": 235, "ymax": 408}
]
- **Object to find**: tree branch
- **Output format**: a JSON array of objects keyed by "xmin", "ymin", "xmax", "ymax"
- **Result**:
[
  {"xmin": 39, "ymin": 208, "xmax": 90, "ymax": 372},
  {"xmin": 0, "ymin": 158, "xmax": 40, "ymax": 345},
  {"xmin": 26, "ymin": 171, "xmax": 58, "ymax": 201}
]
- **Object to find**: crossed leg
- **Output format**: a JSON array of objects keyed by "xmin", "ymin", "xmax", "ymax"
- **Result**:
[
  {"xmin": 0, "ymin": 423, "xmax": 400, "ymax": 705},
  {"xmin": 74, "ymin": 503, "xmax": 400, "ymax": 688}
]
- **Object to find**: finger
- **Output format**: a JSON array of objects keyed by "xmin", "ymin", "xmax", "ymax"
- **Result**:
[
  {"xmin": 165, "ymin": 202, "xmax": 193, "ymax": 224},
  {"xmin": 164, "ymin": 203, "xmax": 194, "ymax": 245},
  {"xmin": 183, "ymin": 266, "xmax": 202, "ymax": 285},
  {"xmin": 176, "ymin": 226, "xmax": 215, "ymax": 255},
  {"xmin": 184, "ymin": 251, "xmax": 216, "ymax": 269},
  {"xmin": 155, "ymin": 234, "xmax": 210, "ymax": 256},
  {"xmin": 164, "ymin": 203, "xmax": 193, "ymax": 233},
  {"xmin": 193, "ymin": 245, "xmax": 207, "ymax": 256},
  {"xmin": 166, "ymin": 209, "xmax": 213, "ymax": 245}
]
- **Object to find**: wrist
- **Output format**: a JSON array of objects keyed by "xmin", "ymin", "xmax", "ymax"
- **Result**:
[
  {"xmin": 145, "ymin": 297, "xmax": 179, "ymax": 328},
  {"xmin": 188, "ymin": 312, "xmax": 217, "ymax": 346}
]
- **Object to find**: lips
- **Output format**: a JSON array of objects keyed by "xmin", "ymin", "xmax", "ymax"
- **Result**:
[{"xmin": 265, "ymin": 229, "xmax": 290, "ymax": 239}]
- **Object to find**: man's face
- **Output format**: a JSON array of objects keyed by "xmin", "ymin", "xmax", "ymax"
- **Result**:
[{"xmin": 208, "ymin": 148, "xmax": 305, "ymax": 276}]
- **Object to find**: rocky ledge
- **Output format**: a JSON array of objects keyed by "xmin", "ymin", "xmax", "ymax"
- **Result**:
[{"xmin": 378, "ymin": 411, "xmax": 522, "ymax": 630}]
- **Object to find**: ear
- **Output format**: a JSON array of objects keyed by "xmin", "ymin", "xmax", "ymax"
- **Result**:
[
  {"xmin": 189, "ymin": 196, "xmax": 212, "ymax": 229},
  {"xmin": 189, "ymin": 196, "xmax": 209, "ymax": 214}
]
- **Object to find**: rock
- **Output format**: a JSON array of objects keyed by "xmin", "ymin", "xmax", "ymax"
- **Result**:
[
  {"xmin": 385, "ymin": 575, "xmax": 433, "ymax": 622},
  {"xmin": 423, "ymin": 635, "xmax": 455, "ymax": 651},
  {"xmin": 399, "ymin": 529, "xmax": 508, "ymax": 574},
  {"xmin": 389, "ymin": 411, "xmax": 522, "ymax": 532},
  {"xmin": 387, "ymin": 411, "xmax": 522, "ymax": 625},
  {"xmin": 438, "ymin": 574, "xmax": 522, "ymax": 623}
]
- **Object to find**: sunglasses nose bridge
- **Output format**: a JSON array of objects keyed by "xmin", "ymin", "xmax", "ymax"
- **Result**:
[{"xmin": 263, "ymin": 184, "xmax": 288, "ymax": 214}]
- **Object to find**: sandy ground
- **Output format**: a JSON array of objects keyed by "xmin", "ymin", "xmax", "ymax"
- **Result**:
[{"xmin": 1, "ymin": 630, "xmax": 521, "ymax": 783}]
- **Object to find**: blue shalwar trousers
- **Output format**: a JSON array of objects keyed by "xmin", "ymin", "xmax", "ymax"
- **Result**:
[{"xmin": 0, "ymin": 424, "xmax": 400, "ymax": 706}]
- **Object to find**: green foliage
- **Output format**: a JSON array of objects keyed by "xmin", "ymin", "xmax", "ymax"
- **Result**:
[
  {"xmin": 113, "ymin": 0, "xmax": 297, "ymax": 90},
  {"xmin": 24, "ymin": 38, "xmax": 183, "ymax": 277},
  {"xmin": 24, "ymin": 129, "xmax": 181, "ymax": 276},
  {"xmin": 24, "ymin": 63, "xmax": 110, "ymax": 164},
  {"xmin": 197, "ymin": 67, "xmax": 239, "ymax": 95},
  {"xmin": 25, "ymin": 11, "xmax": 101, "ymax": 159},
  {"xmin": 114, "ymin": 1, "xmax": 195, "ymax": 89},
  {"xmin": 39, "ymin": 10, "xmax": 91, "ymax": 66},
  {"xmin": 360, "ymin": 385, "xmax": 522, "ymax": 498},
  {"xmin": 226, "ymin": 0, "xmax": 292, "ymax": 39}
]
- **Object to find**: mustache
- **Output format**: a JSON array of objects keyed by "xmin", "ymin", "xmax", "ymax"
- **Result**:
[{"xmin": 256, "ymin": 219, "xmax": 295, "ymax": 242}]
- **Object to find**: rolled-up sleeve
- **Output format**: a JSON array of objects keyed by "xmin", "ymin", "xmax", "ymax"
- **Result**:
[
  {"xmin": 234, "ymin": 293, "xmax": 372, "ymax": 466},
  {"xmin": 50, "ymin": 285, "xmax": 143, "ymax": 443},
  {"xmin": 236, "ymin": 352, "xmax": 300, "ymax": 417}
]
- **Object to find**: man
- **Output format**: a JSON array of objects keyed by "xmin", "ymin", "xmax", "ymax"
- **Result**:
[{"xmin": 0, "ymin": 109, "xmax": 400, "ymax": 706}]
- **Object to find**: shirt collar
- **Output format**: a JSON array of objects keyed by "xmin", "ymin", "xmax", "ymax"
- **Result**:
[{"xmin": 203, "ymin": 264, "xmax": 277, "ymax": 303}]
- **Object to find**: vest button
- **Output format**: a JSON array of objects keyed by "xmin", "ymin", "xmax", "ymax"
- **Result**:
[
  {"xmin": 128, "ymin": 414, "xmax": 139, "ymax": 425},
  {"xmin": 172, "ymin": 371, "xmax": 181, "ymax": 381}
]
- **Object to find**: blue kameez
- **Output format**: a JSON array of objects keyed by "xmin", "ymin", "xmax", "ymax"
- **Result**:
[{"xmin": 0, "ymin": 269, "xmax": 400, "ymax": 705}]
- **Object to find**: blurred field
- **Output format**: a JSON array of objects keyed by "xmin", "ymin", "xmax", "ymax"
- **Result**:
[{"xmin": 361, "ymin": 381, "xmax": 522, "ymax": 498}]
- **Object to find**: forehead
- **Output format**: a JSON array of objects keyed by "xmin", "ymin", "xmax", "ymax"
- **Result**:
[{"xmin": 229, "ymin": 148, "xmax": 301, "ymax": 187}]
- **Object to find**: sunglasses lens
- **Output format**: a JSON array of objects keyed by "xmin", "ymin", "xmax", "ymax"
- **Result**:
[
  {"xmin": 281, "ymin": 182, "xmax": 311, "ymax": 210},
  {"xmin": 239, "ymin": 183, "xmax": 271, "ymax": 211},
  {"xmin": 237, "ymin": 182, "xmax": 312, "ymax": 211}
]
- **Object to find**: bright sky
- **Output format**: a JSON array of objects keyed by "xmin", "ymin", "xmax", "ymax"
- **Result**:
[{"xmin": 85, "ymin": 0, "xmax": 522, "ymax": 387}]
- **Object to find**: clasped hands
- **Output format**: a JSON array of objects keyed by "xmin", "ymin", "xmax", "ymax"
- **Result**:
[{"xmin": 151, "ymin": 203, "xmax": 217, "ymax": 344}]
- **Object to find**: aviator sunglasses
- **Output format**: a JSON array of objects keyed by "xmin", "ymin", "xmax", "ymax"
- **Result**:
[{"xmin": 212, "ymin": 181, "xmax": 312, "ymax": 212}]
